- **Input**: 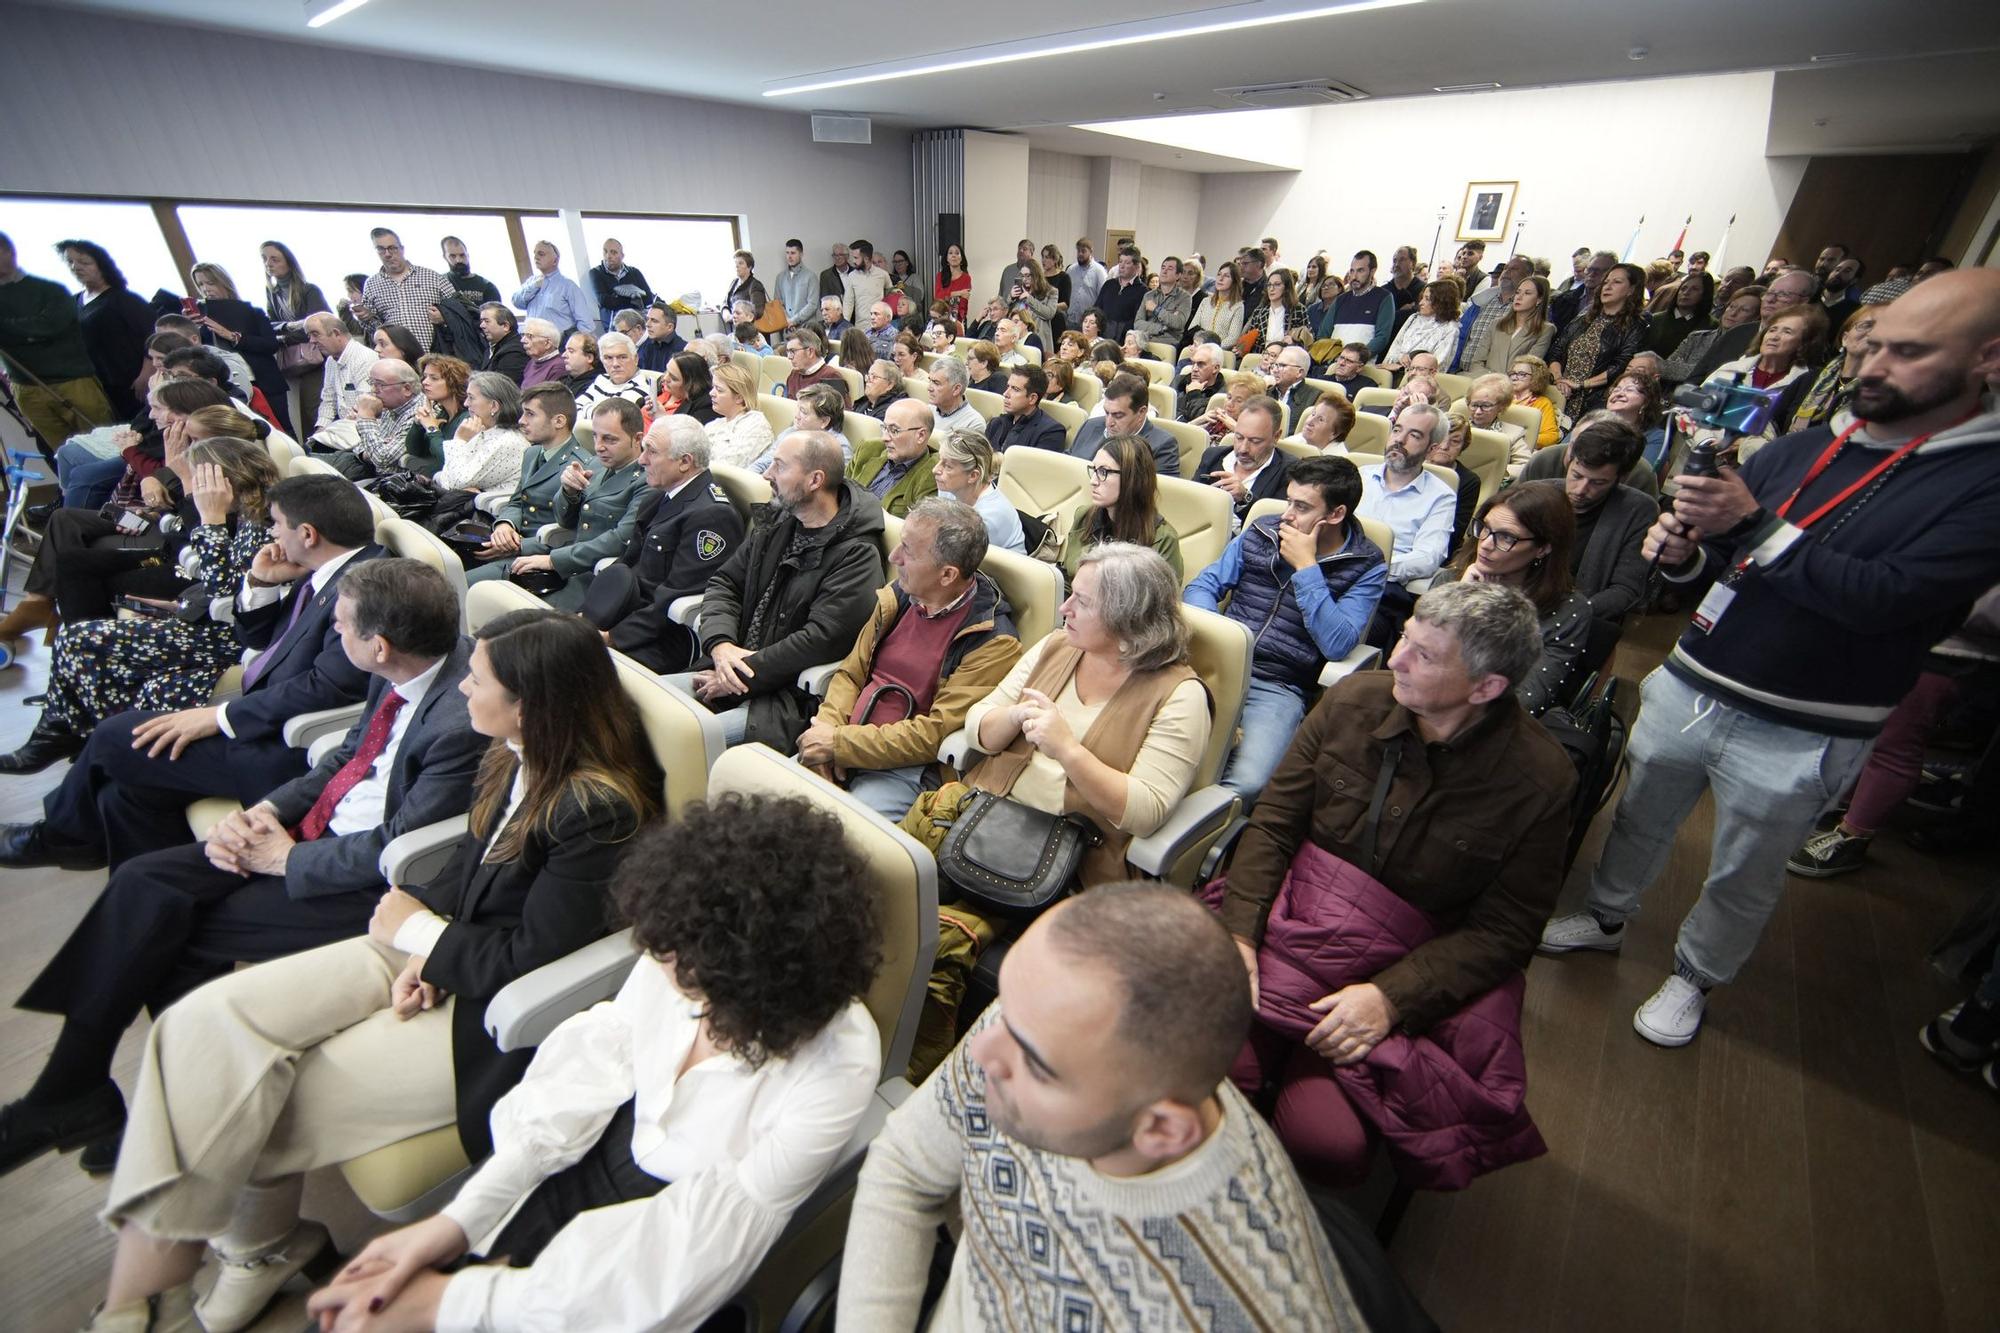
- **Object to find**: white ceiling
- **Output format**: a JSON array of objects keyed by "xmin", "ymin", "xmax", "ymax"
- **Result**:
[{"xmin": 32, "ymin": 0, "xmax": 2000, "ymax": 156}]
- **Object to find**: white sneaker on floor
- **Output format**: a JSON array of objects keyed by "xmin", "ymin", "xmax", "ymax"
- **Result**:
[
  {"xmin": 1634, "ymin": 975, "xmax": 1708, "ymax": 1048},
  {"xmin": 196, "ymin": 1220, "xmax": 330, "ymax": 1333},
  {"xmin": 1538, "ymin": 912, "xmax": 1625, "ymax": 955}
]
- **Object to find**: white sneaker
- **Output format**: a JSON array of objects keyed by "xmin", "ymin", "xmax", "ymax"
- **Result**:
[
  {"xmin": 1538, "ymin": 912, "xmax": 1625, "ymax": 955},
  {"xmin": 196, "ymin": 1221, "xmax": 329, "ymax": 1333},
  {"xmin": 1634, "ymin": 975, "xmax": 1708, "ymax": 1048}
]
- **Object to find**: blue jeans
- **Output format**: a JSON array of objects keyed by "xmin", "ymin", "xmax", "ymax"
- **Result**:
[
  {"xmin": 663, "ymin": 672, "xmax": 750, "ymax": 746},
  {"xmin": 1586, "ymin": 668, "xmax": 1872, "ymax": 987},
  {"xmin": 56, "ymin": 440, "xmax": 126, "ymax": 509},
  {"xmin": 846, "ymin": 764, "xmax": 927, "ymax": 822},
  {"xmin": 1219, "ymin": 677, "xmax": 1309, "ymax": 804}
]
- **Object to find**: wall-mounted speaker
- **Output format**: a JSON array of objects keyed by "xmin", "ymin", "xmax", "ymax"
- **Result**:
[{"xmin": 811, "ymin": 114, "xmax": 872, "ymax": 145}]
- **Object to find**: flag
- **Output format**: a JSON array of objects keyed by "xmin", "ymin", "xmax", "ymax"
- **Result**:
[
  {"xmin": 1621, "ymin": 214, "xmax": 1646, "ymax": 262},
  {"xmin": 1671, "ymin": 214, "xmax": 1692, "ymax": 253},
  {"xmin": 1712, "ymin": 214, "xmax": 1736, "ymax": 271}
]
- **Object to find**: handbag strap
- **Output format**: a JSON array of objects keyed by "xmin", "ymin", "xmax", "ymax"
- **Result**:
[{"xmin": 1355, "ymin": 734, "xmax": 1405, "ymax": 878}]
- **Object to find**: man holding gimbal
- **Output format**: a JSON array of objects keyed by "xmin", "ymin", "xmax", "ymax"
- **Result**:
[{"xmin": 1538, "ymin": 269, "xmax": 2000, "ymax": 1048}]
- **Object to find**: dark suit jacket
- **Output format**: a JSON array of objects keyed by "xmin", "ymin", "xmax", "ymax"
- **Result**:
[
  {"xmin": 262, "ymin": 639, "xmax": 483, "ymax": 899},
  {"xmin": 1688, "ymin": 320, "xmax": 1759, "ymax": 386},
  {"xmin": 1271, "ymin": 379, "xmax": 1322, "ymax": 424},
  {"xmin": 226, "ymin": 544, "xmax": 384, "ymax": 744},
  {"xmin": 1069, "ymin": 417, "xmax": 1183, "ymax": 480},
  {"xmin": 619, "ymin": 470, "xmax": 746, "ymax": 611},
  {"xmin": 1573, "ymin": 484, "xmax": 1658, "ymax": 622},
  {"xmin": 410, "ymin": 777, "xmax": 644, "ymax": 1157},
  {"xmin": 984, "ymin": 408, "xmax": 1067, "ymax": 456},
  {"xmin": 1196, "ymin": 444, "xmax": 1293, "ymax": 517},
  {"xmin": 483, "ymin": 332, "xmax": 528, "ymax": 383}
]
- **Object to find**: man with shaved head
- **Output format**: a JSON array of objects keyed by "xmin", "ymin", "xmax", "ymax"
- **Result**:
[{"xmin": 1542, "ymin": 269, "xmax": 2000, "ymax": 1048}]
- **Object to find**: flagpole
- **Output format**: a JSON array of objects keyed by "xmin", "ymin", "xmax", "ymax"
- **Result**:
[
  {"xmin": 1621, "ymin": 213, "xmax": 1645, "ymax": 262},
  {"xmin": 1505, "ymin": 211, "xmax": 1526, "ymax": 262},
  {"xmin": 1712, "ymin": 213, "xmax": 1736, "ymax": 271},
  {"xmin": 1671, "ymin": 213, "xmax": 1691, "ymax": 254},
  {"xmin": 1427, "ymin": 206, "xmax": 1446, "ymax": 277}
]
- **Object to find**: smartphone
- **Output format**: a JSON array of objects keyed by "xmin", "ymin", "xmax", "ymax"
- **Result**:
[
  {"xmin": 114, "ymin": 509, "xmax": 151, "ymax": 534},
  {"xmin": 117, "ymin": 595, "xmax": 172, "ymax": 618},
  {"xmin": 181, "ymin": 296, "xmax": 201, "ymax": 318}
]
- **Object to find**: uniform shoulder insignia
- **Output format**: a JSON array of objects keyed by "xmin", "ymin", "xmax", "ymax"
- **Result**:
[
  {"xmin": 708, "ymin": 483, "xmax": 728, "ymax": 503},
  {"xmin": 695, "ymin": 530, "xmax": 727, "ymax": 560}
]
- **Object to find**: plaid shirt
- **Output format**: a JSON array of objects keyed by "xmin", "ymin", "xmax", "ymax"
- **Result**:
[
  {"xmin": 353, "ymin": 394, "xmax": 425, "ymax": 469},
  {"xmin": 1457, "ymin": 299, "xmax": 1508, "ymax": 372},
  {"xmin": 360, "ymin": 264, "xmax": 454, "ymax": 351}
]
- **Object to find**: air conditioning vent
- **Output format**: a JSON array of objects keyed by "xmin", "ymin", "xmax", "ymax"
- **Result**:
[
  {"xmin": 1214, "ymin": 80, "xmax": 1368, "ymax": 108},
  {"xmin": 812, "ymin": 114, "xmax": 873, "ymax": 144}
]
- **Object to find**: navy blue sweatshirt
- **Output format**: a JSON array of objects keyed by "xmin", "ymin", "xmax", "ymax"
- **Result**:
[{"xmin": 1663, "ymin": 401, "xmax": 2000, "ymax": 736}]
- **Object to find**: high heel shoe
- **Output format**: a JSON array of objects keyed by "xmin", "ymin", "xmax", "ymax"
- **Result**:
[{"xmin": 0, "ymin": 594, "xmax": 55, "ymax": 643}]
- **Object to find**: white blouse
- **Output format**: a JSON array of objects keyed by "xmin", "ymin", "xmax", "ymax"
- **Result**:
[
  {"xmin": 437, "ymin": 960, "xmax": 881, "ymax": 1332},
  {"xmin": 1385, "ymin": 314, "xmax": 1460, "ymax": 368},
  {"xmin": 705, "ymin": 410, "xmax": 776, "ymax": 470},
  {"xmin": 439, "ymin": 426, "xmax": 527, "ymax": 500}
]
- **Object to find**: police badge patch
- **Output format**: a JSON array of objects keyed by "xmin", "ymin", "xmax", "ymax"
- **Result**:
[{"xmin": 696, "ymin": 530, "xmax": 726, "ymax": 560}]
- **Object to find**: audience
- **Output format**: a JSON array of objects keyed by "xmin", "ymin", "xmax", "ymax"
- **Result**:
[
  {"xmin": 464, "ymin": 382, "xmax": 587, "ymax": 569},
  {"xmin": 853, "ymin": 356, "xmax": 908, "ymax": 420},
  {"xmin": 186, "ymin": 262, "xmax": 293, "ymax": 435},
  {"xmin": 1293, "ymin": 393, "xmax": 1359, "ymax": 454},
  {"xmin": 1462, "ymin": 274, "xmax": 1556, "ymax": 382},
  {"xmin": 573, "ymin": 331, "xmax": 655, "ymax": 413},
  {"xmin": 1449, "ymin": 481, "xmax": 1591, "ymax": 716},
  {"xmin": 1069, "ymin": 370, "xmax": 1182, "ymax": 479},
  {"xmin": 1691, "ymin": 304, "xmax": 1827, "ymax": 459},
  {"xmin": 704, "ymin": 363, "xmax": 774, "ymax": 467},
  {"xmin": 982, "ymin": 363, "xmax": 1065, "ymax": 454},
  {"xmin": 1684, "ymin": 266, "xmax": 1814, "ymax": 385},
  {"xmin": 848, "ymin": 397, "xmax": 939, "ymax": 517},
  {"xmin": 511, "ymin": 240, "xmax": 598, "ymax": 334},
  {"xmin": 1192, "ymin": 258, "xmax": 1248, "ymax": 348},
  {"xmin": 370, "ymin": 321, "xmax": 425, "ymax": 366},
  {"xmin": 778, "ymin": 325, "xmax": 845, "ymax": 399},
  {"xmin": 1382, "ymin": 279, "xmax": 1462, "ymax": 375},
  {"xmin": 1196, "ymin": 394, "xmax": 1293, "ymax": 522},
  {"xmin": 354, "ymin": 228, "xmax": 454, "ymax": 355},
  {"xmin": 1509, "ymin": 354, "xmax": 1563, "ymax": 445},
  {"xmin": 60, "ymin": 239, "xmax": 155, "ymax": 421},
  {"xmin": 1356, "ymin": 405, "xmax": 1457, "ymax": 630},
  {"xmin": 558, "ymin": 330, "xmax": 600, "ymax": 396}
]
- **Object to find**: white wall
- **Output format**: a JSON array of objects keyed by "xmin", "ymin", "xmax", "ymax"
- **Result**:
[
  {"xmin": 1196, "ymin": 72, "xmax": 1807, "ymax": 275},
  {"xmin": 0, "ymin": 3, "xmax": 913, "ymax": 275},
  {"xmin": 1027, "ymin": 150, "xmax": 1092, "ymax": 256},
  {"xmin": 1137, "ymin": 166, "xmax": 1202, "ymax": 262},
  {"xmin": 961, "ymin": 132, "xmax": 1032, "ymax": 302}
]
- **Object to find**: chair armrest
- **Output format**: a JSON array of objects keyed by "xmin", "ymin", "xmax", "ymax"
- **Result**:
[
  {"xmin": 484, "ymin": 929, "xmax": 640, "ymax": 1052},
  {"xmin": 1126, "ymin": 785, "xmax": 1239, "ymax": 878},
  {"xmin": 207, "ymin": 595, "xmax": 236, "ymax": 624},
  {"xmin": 1318, "ymin": 643, "xmax": 1381, "ymax": 689},
  {"xmin": 306, "ymin": 732, "xmax": 344, "ymax": 767},
  {"xmin": 594, "ymin": 556, "xmax": 617, "ymax": 573},
  {"xmin": 937, "ymin": 727, "xmax": 989, "ymax": 770},
  {"xmin": 282, "ymin": 702, "xmax": 366, "ymax": 749},
  {"xmin": 534, "ymin": 523, "xmax": 570, "ymax": 543},
  {"xmin": 1406, "ymin": 573, "xmax": 1437, "ymax": 595},
  {"xmin": 668, "ymin": 594, "xmax": 702, "ymax": 626},
  {"xmin": 378, "ymin": 813, "xmax": 471, "ymax": 886},
  {"xmin": 797, "ymin": 661, "xmax": 841, "ymax": 697}
]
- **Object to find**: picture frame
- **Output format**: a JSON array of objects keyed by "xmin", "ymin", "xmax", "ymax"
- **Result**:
[{"xmin": 1456, "ymin": 182, "xmax": 1518, "ymax": 244}]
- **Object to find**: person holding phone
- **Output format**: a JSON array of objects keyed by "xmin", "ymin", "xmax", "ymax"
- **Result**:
[
  {"xmin": 1008, "ymin": 262, "xmax": 1060, "ymax": 352},
  {"xmin": 186, "ymin": 263, "xmax": 293, "ymax": 435}
]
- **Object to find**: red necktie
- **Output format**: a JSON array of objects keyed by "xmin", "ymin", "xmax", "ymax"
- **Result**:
[{"xmin": 293, "ymin": 690, "xmax": 407, "ymax": 842}]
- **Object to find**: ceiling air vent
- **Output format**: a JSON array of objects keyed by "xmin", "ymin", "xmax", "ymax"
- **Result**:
[
  {"xmin": 811, "ymin": 114, "xmax": 873, "ymax": 145},
  {"xmin": 1215, "ymin": 80, "xmax": 1368, "ymax": 109}
]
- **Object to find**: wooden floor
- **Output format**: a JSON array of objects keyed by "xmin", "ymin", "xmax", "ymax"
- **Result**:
[{"xmin": 1, "ymin": 591, "xmax": 1996, "ymax": 1331}]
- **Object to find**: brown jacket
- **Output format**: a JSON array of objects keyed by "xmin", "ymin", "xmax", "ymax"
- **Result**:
[
  {"xmin": 816, "ymin": 577, "xmax": 1022, "ymax": 774},
  {"xmin": 1222, "ymin": 671, "xmax": 1574, "ymax": 1032}
]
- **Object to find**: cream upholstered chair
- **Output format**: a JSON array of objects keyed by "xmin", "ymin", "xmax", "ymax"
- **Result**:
[
  {"xmin": 730, "ymin": 347, "xmax": 761, "ymax": 381},
  {"xmin": 758, "ymin": 353, "xmax": 791, "ymax": 396},
  {"xmin": 835, "ymin": 365, "xmax": 864, "ymax": 401},
  {"xmin": 979, "ymin": 544, "xmax": 1064, "ymax": 647},
  {"xmin": 1359, "ymin": 364, "xmax": 1394, "ymax": 388},
  {"xmin": 1304, "ymin": 377, "xmax": 1345, "ymax": 403},
  {"xmin": 1462, "ymin": 427, "xmax": 1512, "ymax": 510},
  {"xmin": 711, "ymin": 460, "xmax": 774, "ymax": 519},
  {"xmin": 266, "ymin": 432, "xmax": 303, "ymax": 477},
  {"xmin": 1147, "ymin": 381, "xmax": 1176, "ymax": 419},
  {"xmin": 757, "ymin": 392, "xmax": 797, "ymax": 439},
  {"xmin": 1353, "ymin": 385, "xmax": 1398, "ymax": 414},
  {"xmin": 1155, "ymin": 417, "xmax": 1210, "ymax": 480},
  {"xmin": 284, "ymin": 452, "xmax": 340, "ymax": 480},
  {"xmin": 1502, "ymin": 403, "xmax": 1546, "ymax": 442},
  {"xmin": 840, "ymin": 411, "xmax": 884, "ymax": 454},
  {"xmin": 335, "ymin": 580, "xmax": 729, "ymax": 1222},
  {"xmin": 1275, "ymin": 437, "xmax": 1319, "ymax": 464},
  {"xmin": 995, "ymin": 448, "xmax": 1089, "ymax": 545},
  {"xmin": 1155, "ymin": 475, "xmax": 1234, "ymax": 589},
  {"xmin": 376, "ymin": 516, "xmax": 468, "ymax": 628},
  {"xmin": 1069, "ymin": 369, "xmax": 1104, "ymax": 411},
  {"xmin": 901, "ymin": 374, "xmax": 932, "ymax": 403},
  {"xmin": 964, "ymin": 388, "xmax": 1003, "ymax": 423},
  {"xmin": 1040, "ymin": 397, "xmax": 1086, "ymax": 445},
  {"xmin": 1145, "ymin": 340, "xmax": 1178, "ymax": 364},
  {"xmin": 1134, "ymin": 360, "xmax": 1175, "ymax": 386},
  {"xmin": 1435, "ymin": 371, "xmax": 1473, "ymax": 404},
  {"xmin": 1344, "ymin": 412, "xmax": 1391, "ymax": 454}
]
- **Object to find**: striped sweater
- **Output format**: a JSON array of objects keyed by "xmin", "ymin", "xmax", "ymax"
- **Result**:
[{"xmin": 840, "ymin": 1008, "xmax": 1364, "ymax": 1331}]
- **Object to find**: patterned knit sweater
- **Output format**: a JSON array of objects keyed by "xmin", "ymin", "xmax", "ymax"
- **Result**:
[{"xmin": 839, "ymin": 1009, "xmax": 1365, "ymax": 1331}]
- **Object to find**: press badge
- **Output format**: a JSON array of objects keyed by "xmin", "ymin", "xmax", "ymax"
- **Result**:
[{"xmin": 1689, "ymin": 580, "xmax": 1735, "ymax": 634}]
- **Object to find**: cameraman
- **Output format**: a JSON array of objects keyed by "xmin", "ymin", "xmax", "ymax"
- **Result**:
[{"xmin": 1538, "ymin": 269, "xmax": 2000, "ymax": 1047}]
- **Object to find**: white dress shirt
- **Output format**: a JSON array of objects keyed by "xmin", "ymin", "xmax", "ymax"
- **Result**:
[
  {"xmin": 324, "ymin": 654, "xmax": 446, "ymax": 840},
  {"xmin": 216, "ymin": 547, "xmax": 365, "ymax": 738},
  {"xmin": 436, "ymin": 961, "xmax": 880, "ymax": 1332},
  {"xmin": 319, "ymin": 340, "xmax": 381, "ymax": 424}
]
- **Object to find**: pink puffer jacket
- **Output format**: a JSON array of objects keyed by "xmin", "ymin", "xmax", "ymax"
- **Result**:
[{"xmin": 1215, "ymin": 840, "xmax": 1546, "ymax": 1190}]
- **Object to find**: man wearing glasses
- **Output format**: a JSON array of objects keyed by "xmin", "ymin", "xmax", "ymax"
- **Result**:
[
  {"xmin": 355, "ymin": 227, "xmax": 454, "ymax": 352},
  {"xmin": 847, "ymin": 399, "xmax": 940, "ymax": 518},
  {"xmin": 1195, "ymin": 396, "xmax": 1293, "ymax": 525},
  {"xmin": 777, "ymin": 327, "xmax": 844, "ymax": 400},
  {"xmin": 1356, "ymin": 405, "xmax": 1457, "ymax": 642},
  {"xmin": 1549, "ymin": 250, "xmax": 1616, "ymax": 332}
]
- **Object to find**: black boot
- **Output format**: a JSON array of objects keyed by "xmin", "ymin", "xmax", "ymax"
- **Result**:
[
  {"xmin": 0, "ymin": 821, "xmax": 106, "ymax": 870},
  {"xmin": 0, "ymin": 1083, "xmax": 127, "ymax": 1178},
  {"xmin": 0, "ymin": 716, "xmax": 84, "ymax": 775}
]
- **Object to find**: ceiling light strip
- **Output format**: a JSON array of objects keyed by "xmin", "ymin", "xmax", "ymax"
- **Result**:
[
  {"xmin": 305, "ymin": 0, "xmax": 373, "ymax": 29},
  {"xmin": 762, "ymin": 0, "xmax": 1424, "ymax": 98}
]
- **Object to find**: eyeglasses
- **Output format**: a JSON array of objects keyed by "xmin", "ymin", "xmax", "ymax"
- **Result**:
[
  {"xmin": 881, "ymin": 424, "xmax": 926, "ymax": 439},
  {"xmin": 1471, "ymin": 520, "xmax": 1527, "ymax": 551},
  {"xmin": 1086, "ymin": 465, "xmax": 1121, "ymax": 482},
  {"xmin": 1507, "ymin": 371, "xmax": 1531, "ymax": 380}
]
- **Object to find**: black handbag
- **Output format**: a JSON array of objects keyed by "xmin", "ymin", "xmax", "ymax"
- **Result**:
[
  {"xmin": 936, "ymin": 789, "xmax": 1103, "ymax": 917},
  {"xmin": 370, "ymin": 470, "xmax": 440, "ymax": 520}
]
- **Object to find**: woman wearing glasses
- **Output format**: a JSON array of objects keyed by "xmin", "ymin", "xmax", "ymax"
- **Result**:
[
  {"xmin": 1059, "ymin": 436, "xmax": 1183, "ymax": 587},
  {"xmin": 1448, "ymin": 480, "xmax": 1588, "ymax": 716}
]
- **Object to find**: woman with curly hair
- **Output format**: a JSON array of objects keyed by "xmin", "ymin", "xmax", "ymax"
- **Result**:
[
  {"xmin": 303, "ymin": 791, "xmax": 884, "ymax": 1333},
  {"xmin": 79, "ymin": 608, "xmax": 664, "ymax": 1333}
]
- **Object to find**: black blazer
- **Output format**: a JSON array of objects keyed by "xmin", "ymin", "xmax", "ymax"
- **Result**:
[
  {"xmin": 1197, "ymin": 443, "xmax": 1293, "ymax": 516},
  {"xmin": 262, "ymin": 639, "xmax": 483, "ymax": 899},
  {"xmin": 483, "ymin": 332, "xmax": 528, "ymax": 384},
  {"xmin": 411, "ymin": 779, "xmax": 644, "ymax": 1158},
  {"xmin": 227, "ymin": 544, "xmax": 385, "ymax": 743}
]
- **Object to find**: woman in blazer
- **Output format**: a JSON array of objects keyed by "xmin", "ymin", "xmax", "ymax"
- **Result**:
[
  {"xmin": 189, "ymin": 262, "xmax": 294, "ymax": 435},
  {"xmin": 83, "ymin": 609, "xmax": 659, "ymax": 1333},
  {"xmin": 1462, "ymin": 274, "xmax": 1557, "ymax": 381}
]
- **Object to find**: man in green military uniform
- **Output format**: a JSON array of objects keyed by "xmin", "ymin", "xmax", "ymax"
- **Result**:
[
  {"xmin": 847, "ymin": 397, "xmax": 940, "ymax": 517},
  {"xmin": 584, "ymin": 413, "xmax": 746, "ymax": 673},
  {"xmin": 471, "ymin": 381, "xmax": 587, "ymax": 568},
  {"xmin": 471, "ymin": 396, "xmax": 652, "ymax": 609}
]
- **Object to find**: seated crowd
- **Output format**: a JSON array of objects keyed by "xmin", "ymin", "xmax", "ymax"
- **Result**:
[{"xmin": 1, "ymin": 218, "xmax": 1997, "ymax": 1333}]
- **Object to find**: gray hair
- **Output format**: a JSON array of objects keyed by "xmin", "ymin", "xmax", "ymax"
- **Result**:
[
  {"xmin": 1411, "ymin": 580, "xmax": 1542, "ymax": 687},
  {"xmin": 905, "ymin": 496, "xmax": 989, "ymax": 579},
  {"xmin": 1076, "ymin": 542, "xmax": 1191, "ymax": 672},
  {"xmin": 304, "ymin": 311, "xmax": 344, "ymax": 337},
  {"xmin": 597, "ymin": 331, "xmax": 636, "ymax": 357},
  {"xmin": 869, "ymin": 358, "xmax": 902, "ymax": 386},
  {"xmin": 467, "ymin": 371, "xmax": 522, "ymax": 426},
  {"xmin": 520, "ymin": 317, "xmax": 560, "ymax": 343},
  {"xmin": 648, "ymin": 413, "xmax": 710, "ymax": 467},
  {"xmin": 374, "ymin": 358, "xmax": 419, "ymax": 388},
  {"xmin": 927, "ymin": 354, "xmax": 968, "ymax": 393},
  {"xmin": 611, "ymin": 309, "xmax": 644, "ymax": 335},
  {"xmin": 1398, "ymin": 401, "xmax": 1450, "ymax": 446},
  {"xmin": 788, "ymin": 325, "xmax": 824, "ymax": 356}
]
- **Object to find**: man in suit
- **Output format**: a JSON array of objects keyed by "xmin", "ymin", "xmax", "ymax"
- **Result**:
[
  {"xmin": 981, "ymin": 364, "xmax": 1067, "ymax": 455},
  {"xmin": 477, "ymin": 303, "xmax": 528, "ymax": 384},
  {"xmin": 1195, "ymin": 396, "xmax": 1293, "ymax": 527},
  {"xmin": 590, "ymin": 414, "xmax": 745, "ymax": 672},
  {"xmin": 1069, "ymin": 371, "xmax": 1183, "ymax": 479},
  {"xmin": 474, "ymin": 382, "xmax": 588, "ymax": 568},
  {"xmin": 0, "ymin": 476, "xmax": 384, "ymax": 871},
  {"xmin": 635, "ymin": 300, "xmax": 686, "ymax": 375},
  {"xmin": 1266, "ymin": 345, "xmax": 1321, "ymax": 425},
  {"xmin": 473, "ymin": 396, "xmax": 653, "ymax": 610},
  {"xmin": 0, "ymin": 558, "xmax": 482, "ymax": 1177}
]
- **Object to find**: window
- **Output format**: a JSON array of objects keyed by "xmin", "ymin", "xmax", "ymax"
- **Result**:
[
  {"xmin": 0, "ymin": 196, "xmax": 185, "ymax": 299},
  {"xmin": 176, "ymin": 204, "xmax": 553, "ymax": 313},
  {"xmin": 578, "ymin": 214, "xmax": 739, "ymax": 314}
]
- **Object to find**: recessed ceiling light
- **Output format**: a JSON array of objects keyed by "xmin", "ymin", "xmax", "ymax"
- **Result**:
[
  {"xmin": 763, "ymin": 0, "xmax": 1425, "ymax": 98},
  {"xmin": 304, "ymin": 0, "xmax": 372, "ymax": 28},
  {"xmin": 1433, "ymin": 82, "xmax": 1501, "ymax": 93}
]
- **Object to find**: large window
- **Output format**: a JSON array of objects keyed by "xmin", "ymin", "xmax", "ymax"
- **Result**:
[
  {"xmin": 578, "ymin": 214, "xmax": 739, "ymax": 312},
  {"xmin": 177, "ymin": 205, "xmax": 553, "ymax": 309},
  {"xmin": 0, "ymin": 197, "xmax": 184, "ymax": 298}
]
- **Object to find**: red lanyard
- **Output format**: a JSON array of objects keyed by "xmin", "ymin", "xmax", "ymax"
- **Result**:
[{"xmin": 1773, "ymin": 422, "xmax": 1934, "ymax": 532}]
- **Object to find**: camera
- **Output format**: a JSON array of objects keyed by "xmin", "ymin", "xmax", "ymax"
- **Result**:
[{"xmin": 1672, "ymin": 377, "xmax": 1778, "ymax": 436}]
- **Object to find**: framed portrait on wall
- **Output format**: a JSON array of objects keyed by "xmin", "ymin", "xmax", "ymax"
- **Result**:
[{"xmin": 1456, "ymin": 182, "xmax": 1518, "ymax": 243}]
